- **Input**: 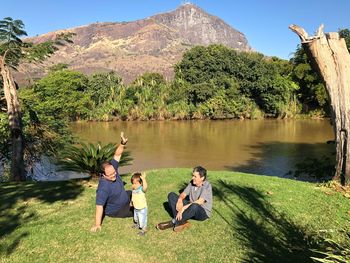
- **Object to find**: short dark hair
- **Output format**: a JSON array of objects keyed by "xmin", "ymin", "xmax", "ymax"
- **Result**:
[
  {"xmin": 193, "ymin": 166, "xmax": 207, "ymax": 180},
  {"xmin": 131, "ymin": 172, "xmax": 142, "ymax": 184},
  {"xmin": 99, "ymin": 161, "xmax": 111, "ymax": 176}
]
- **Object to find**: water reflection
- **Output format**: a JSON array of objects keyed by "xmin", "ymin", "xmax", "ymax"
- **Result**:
[{"xmin": 70, "ymin": 120, "xmax": 334, "ymax": 178}]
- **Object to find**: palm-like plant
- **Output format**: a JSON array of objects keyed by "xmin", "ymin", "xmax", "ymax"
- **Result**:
[
  {"xmin": 56, "ymin": 141, "xmax": 133, "ymax": 177},
  {"xmin": 311, "ymin": 234, "xmax": 350, "ymax": 263},
  {"xmin": 0, "ymin": 17, "xmax": 27, "ymax": 67}
]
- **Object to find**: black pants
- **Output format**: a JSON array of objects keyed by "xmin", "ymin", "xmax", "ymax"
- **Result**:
[
  {"xmin": 109, "ymin": 190, "xmax": 134, "ymax": 218},
  {"xmin": 168, "ymin": 192, "xmax": 208, "ymax": 226}
]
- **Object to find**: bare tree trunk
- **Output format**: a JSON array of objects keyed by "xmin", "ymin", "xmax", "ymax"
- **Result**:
[
  {"xmin": 290, "ymin": 24, "xmax": 350, "ymax": 185},
  {"xmin": 0, "ymin": 57, "xmax": 25, "ymax": 181}
]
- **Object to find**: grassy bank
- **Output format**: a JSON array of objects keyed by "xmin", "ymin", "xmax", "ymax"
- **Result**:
[{"xmin": 1, "ymin": 169, "xmax": 349, "ymax": 263}]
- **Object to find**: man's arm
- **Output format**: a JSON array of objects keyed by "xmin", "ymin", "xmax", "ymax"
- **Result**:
[
  {"xmin": 180, "ymin": 197, "xmax": 205, "ymax": 213},
  {"xmin": 90, "ymin": 205, "xmax": 104, "ymax": 232},
  {"xmin": 191, "ymin": 197, "xmax": 205, "ymax": 205},
  {"xmin": 176, "ymin": 192, "xmax": 187, "ymax": 212},
  {"xmin": 114, "ymin": 132, "xmax": 128, "ymax": 162},
  {"xmin": 175, "ymin": 198, "xmax": 205, "ymax": 221}
]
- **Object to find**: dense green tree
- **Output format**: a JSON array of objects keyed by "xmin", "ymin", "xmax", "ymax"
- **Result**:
[
  {"xmin": 167, "ymin": 77, "xmax": 191, "ymax": 104},
  {"xmin": 175, "ymin": 44, "xmax": 240, "ymax": 84},
  {"xmin": 175, "ymin": 44, "xmax": 298, "ymax": 117},
  {"xmin": 0, "ymin": 17, "xmax": 28, "ymax": 180},
  {"xmin": 87, "ymin": 71, "xmax": 123, "ymax": 105},
  {"xmin": 86, "ymin": 71, "xmax": 133, "ymax": 120},
  {"xmin": 22, "ymin": 70, "xmax": 92, "ymax": 121},
  {"xmin": 339, "ymin": 28, "xmax": 350, "ymax": 52},
  {"xmin": 290, "ymin": 46, "xmax": 327, "ymax": 113},
  {"xmin": 18, "ymin": 70, "xmax": 92, "ymax": 168},
  {"xmin": 0, "ymin": 112, "xmax": 9, "ymax": 158},
  {"xmin": 0, "ymin": 17, "xmax": 73, "ymax": 180},
  {"xmin": 290, "ymin": 28, "xmax": 350, "ymax": 115},
  {"xmin": 128, "ymin": 72, "xmax": 169, "ymax": 119}
]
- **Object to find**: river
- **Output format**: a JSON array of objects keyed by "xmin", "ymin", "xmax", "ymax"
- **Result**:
[{"xmin": 70, "ymin": 119, "xmax": 334, "ymax": 179}]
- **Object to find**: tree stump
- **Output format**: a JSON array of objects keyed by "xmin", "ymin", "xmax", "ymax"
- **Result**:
[{"xmin": 290, "ymin": 24, "xmax": 350, "ymax": 185}]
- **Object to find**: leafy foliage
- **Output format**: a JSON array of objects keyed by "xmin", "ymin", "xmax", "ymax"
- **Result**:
[
  {"xmin": 311, "ymin": 233, "xmax": 350, "ymax": 263},
  {"xmin": 128, "ymin": 72, "xmax": 170, "ymax": 120},
  {"xmin": 17, "ymin": 70, "xmax": 92, "ymax": 169},
  {"xmin": 10, "ymin": 27, "xmax": 350, "ymax": 127},
  {"xmin": 0, "ymin": 17, "xmax": 74, "ymax": 67},
  {"xmin": 86, "ymin": 71, "xmax": 133, "ymax": 121},
  {"xmin": 21, "ymin": 70, "xmax": 93, "ymax": 121},
  {"xmin": 292, "ymin": 154, "xmax": 335, "ymax": 179},
  {"xmin": 289, "ymin": 28, "xmax": 350, "ymax": 116},
  {"xmin": 290, "ymin": 46, "xmax": 328, "ymax": 114},
  {"xmin": 0, "ymin": 17, "xmax": 76, "ymax": 180},
  {"xmin": 87, "ymin": 71, "xmax": 123, "ymax": 105},
  {"xmin": 339, "ymin": 28, "xmax": 350, "ymax": 53},
  {"xmin": 56, "ymin": 142, "xmax": 133, "ymax": 177},
  {"xmin": 175, "ymin": 44, "xmax": 299, "ymax": 118},
  {"xmin": 0, "ymin": 17, "xmax": 27, "ymax": 67},
  {"xmin": 0, "ymin": 112, "xmax": 9, "ymax": 161}
]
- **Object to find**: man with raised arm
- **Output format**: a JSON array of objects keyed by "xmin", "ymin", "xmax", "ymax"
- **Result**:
[{"xmin": 91, "ymin": 132, "xmax": 133, "ymax": 232}]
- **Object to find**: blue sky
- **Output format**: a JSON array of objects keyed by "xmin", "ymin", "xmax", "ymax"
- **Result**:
[{"xmin": 1, "ymin": 0, "xmax": 349, "ymax": 59}]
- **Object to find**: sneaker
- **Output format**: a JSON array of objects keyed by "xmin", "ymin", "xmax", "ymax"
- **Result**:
[
  {"xmin": 156, "ymin": 220, "xmax": 174, "ymax": 230},
  {"xmin": 173, "ymin": 221, "xmax": 190, "ymax": 232}
]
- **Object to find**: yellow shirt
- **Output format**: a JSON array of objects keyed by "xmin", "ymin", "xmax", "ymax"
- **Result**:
[{"xmin": 132, "ymin": 186, "xmax": 147, "ymax": 209}]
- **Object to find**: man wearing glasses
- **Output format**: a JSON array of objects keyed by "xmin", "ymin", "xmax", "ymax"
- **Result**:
[
  {"xmin": 91, "ymin": 132, "xmax": 132, "ymax": 232},
  {"xmin": 156, "ymin": 166, "xmax": 213, "ymax": 232}
]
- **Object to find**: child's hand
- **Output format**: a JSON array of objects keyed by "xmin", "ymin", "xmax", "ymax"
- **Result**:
[{"xmin": 140, "ymin": 172, "xmax": 147, "ymax": 180}]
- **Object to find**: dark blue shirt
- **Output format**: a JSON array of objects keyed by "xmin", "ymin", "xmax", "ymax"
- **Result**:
[{"xmin": 96, "ymin": 159, "xmax": 129, "ymax": 216}]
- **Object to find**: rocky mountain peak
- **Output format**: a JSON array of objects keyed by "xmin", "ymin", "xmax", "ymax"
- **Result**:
[
  {"xmin": 15, "ymin": 4, "xmax": 251, "ymax": 86},
  {"xmin": 151, "ymin": 3, "xmax": 250, "ymax": 50}
]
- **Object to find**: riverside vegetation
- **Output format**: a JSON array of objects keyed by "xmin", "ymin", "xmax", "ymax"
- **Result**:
[{"xmin": 1, "ymin": 29, "xmax": 350, "ymax": 179}]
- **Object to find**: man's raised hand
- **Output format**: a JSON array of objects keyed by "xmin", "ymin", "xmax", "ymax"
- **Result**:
[{"xmin": 121, "ymin": 132, "xmax": 128, "ymax": 145}]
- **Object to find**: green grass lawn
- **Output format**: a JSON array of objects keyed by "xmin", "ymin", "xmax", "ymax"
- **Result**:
[{"xmin": 1, "ymin": 169, "xmax": 350, "ymax": 263}]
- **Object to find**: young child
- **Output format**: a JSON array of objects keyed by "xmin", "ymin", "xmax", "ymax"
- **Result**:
[{"xmin": 131, "ymin": 172, "xmax": 148, "ymax": 236}]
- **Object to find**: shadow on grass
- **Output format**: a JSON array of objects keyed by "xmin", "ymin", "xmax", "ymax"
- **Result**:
[
  {"xmin": 0, "ymin": 180, "xmax": 84, "ymax": 256},
  {"xmin": 225, "ymin": 141, "xmax": 334, "ymax": 181},
  {"xmin": 160, "ymin": 181, "xmax": 190, "ymax": 218},
  {"xmin": 212, "ymin": 179, "xmax": 322, "ymax": 263},
  {"xmin": 162, "ymin": 202, "xmax": 173, "ymax": 218}
]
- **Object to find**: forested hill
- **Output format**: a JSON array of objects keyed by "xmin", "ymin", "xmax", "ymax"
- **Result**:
[{"xmin": 15, "ymin": 3, "xmax": 250, "ymax": 86}]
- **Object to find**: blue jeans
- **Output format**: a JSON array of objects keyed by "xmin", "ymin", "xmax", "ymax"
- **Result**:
[
  {"xmin": 134, "ymin": 207, "xmax": 148, "ymax": 230},
  {"xmin": 168, "ymin": 192, "xmax": 208, "ymax": 226}
]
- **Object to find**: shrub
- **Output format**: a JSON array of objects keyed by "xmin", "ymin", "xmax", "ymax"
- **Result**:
[
  {"xmin": 311, "ymin": 234, "xmax": 350, "ymax": 263},
  {"xmin": 293, "ymin": 154, "xmax": 335, "ymax": 180},
  {"xmin": 56, "ymin": 142, "xmax": 133, "ymax": 177}
]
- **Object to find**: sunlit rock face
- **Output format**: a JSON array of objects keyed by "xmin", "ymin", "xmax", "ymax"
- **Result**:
[{"xmin": 15, "ymin": 3, "xmax": 250, "ymax": 86}]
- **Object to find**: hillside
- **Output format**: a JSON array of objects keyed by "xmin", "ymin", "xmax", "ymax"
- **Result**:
[{"xmin": 15, "ymin": 3, "xmax": 250, "ymax": 86}]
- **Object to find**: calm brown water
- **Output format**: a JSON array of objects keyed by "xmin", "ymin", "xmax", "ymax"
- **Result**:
[{"xmin": 70, "ymin": 120, "xmax": 334, "ymax": 177}]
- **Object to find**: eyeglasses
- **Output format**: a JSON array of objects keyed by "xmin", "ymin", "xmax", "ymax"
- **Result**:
[{"xmin": 104, "ymin": 171, "xmax": 116, "ymax": 178}]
